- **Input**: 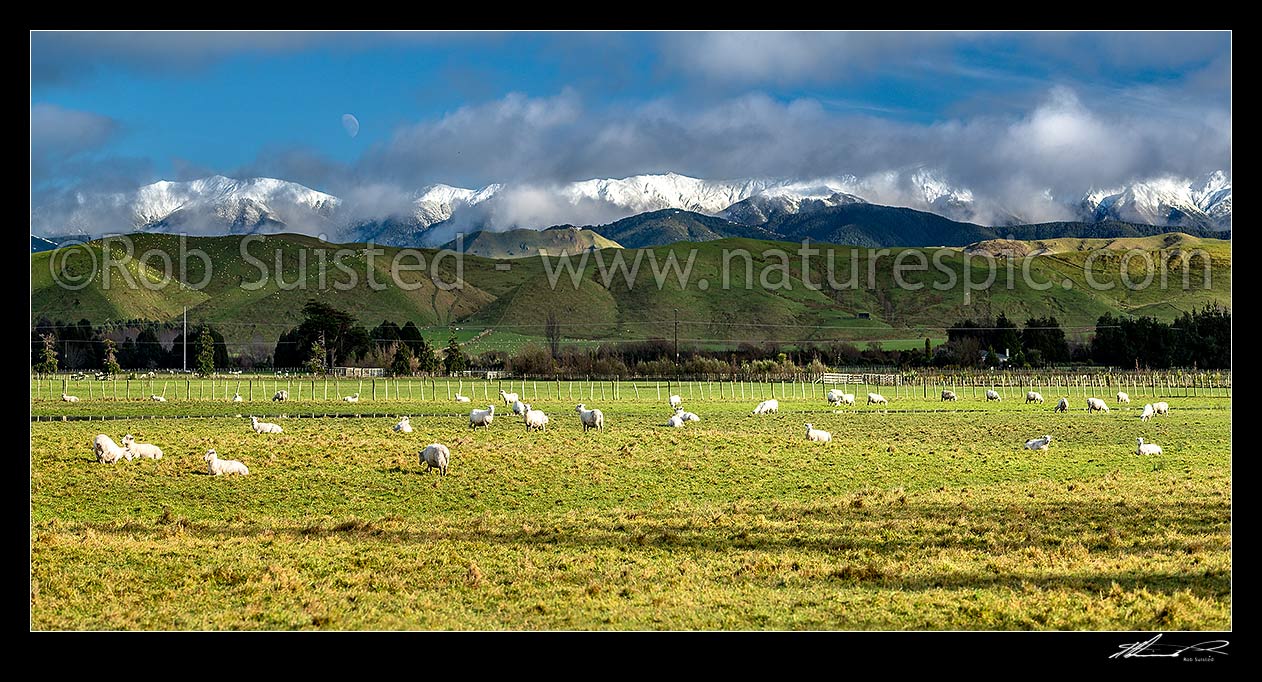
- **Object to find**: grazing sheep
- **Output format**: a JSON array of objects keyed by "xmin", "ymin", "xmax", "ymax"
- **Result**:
[
  {"xmin": 150, "ymin": 395, "xmax": 167, "ymax": 402},
  {"xmin": 751, "ymin": 399, "xmax": 779, "ymax": 415},
  {"xmin": 393, "ymin": 416, "xmax": 413, "ymax": 433},
  {"xmin": 1117, "ymin": 391, "xmax": 1131, "ymax": 404},
  {"xmin": 272, "ymin": 390, "xmax": 288, "ymax": 402},
  {"xmin": 941, "ymin": 390, "xmax": 958, "ymax": 402},
  {"xmin": 1140, "ymin": 404, "xmax": 1155, "ymax": 422},
  {"xmin": 1135, "ymin": 438, "xmax": 1163, "ymax": 456},
  {"xmin": 665, "ymin": 413, "xmax": 685, "ymax": 428},
  {"xmin": 1086, "ymin": 398, "xmax": 1110, "ymax": 414},
  {"xmin": 1025, "ymin": 391, "xmax": 1044, "ymax": 404},
  {"xmin": 673, "ymin": 406, "xmax": 700, "ymax": 422},
  {"xmin": 203, "ymin": 449, "xmax": 249, "ymax": 476},
  {"xmin": 511, "ymin": 399, "xmax": 526, "ymax": 416},
  {"xmin": 576, "ymin": 403, "xmax": 605, "ymax": 431},
  {"xmin": 249, "ymin": 416, "xmax": 284, "ymax": 434},
  {"xmin": 469, "ymin": 404, "xmax": 495, "ymax": 429},
  {"xmin": 1054, "ymin": 397, "xmax": 1070, "ymax": 413},
  {"xmin": 419, "ymin": 443, "xmax": 450, "ymax": 476},
  {"xmin": 499, "ymin": 389, "xmax": 519, "ymax": 406},
  {"xmin": 232, "ymin": 392, "xmax": 243, "ymax": 402},
  {"xmin": 804, "ymin": 423, "xmax": 832, "ymax": 443},
  {"xmin": 343, "ymin": 393, "xmax": 359, "ymax": 403},
  {"xmin": 92, "ymin": 434, "xmax": 126, "ymax": 464},
  {"xmin": 62, "ymin": 393, "xmax": 80, "ymax": 403},
  {"xmin": 827, "ymin": 389, "xmax": 846, "ymax": 406},
  {"xmin": 669, "ymin": 394, "xmax": 683, "ymax": 408},
  {"xmin": 121, "ymin": 434, "xmax": 163, "ymax": 460},
  {"xmin": 985, "ymin": 389, "xmax": 1002, "ymax": 402},
  {"xmin": 1153, "ymin": 401, "xmax": 1170, "ymax": 415},
  {"xmin": 867, "ymin": 393, "xmax": 888, "ymax": 406},
  {"xmin": 1024, "ymin": 435, "xmax": 1053, "ymax": 451},
  {"xmin": 455, "ymin": 393, "xmax": 471, "ymax": 403},
  {"xmin": 522, "ymin": 404, "xmax": 549, "ymax": 432}
]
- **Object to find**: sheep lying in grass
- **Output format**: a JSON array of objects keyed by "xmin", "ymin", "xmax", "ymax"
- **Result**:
[
  {"xmin": 1055, "ymin": 397, "xmax": 1069, "ymax": 413},
  {"xmin": 250, "ymin": 416, "xmax": 283, "ymax": 434},
  {"xmin": 1024, "ymin": 435, "xmax": 1052, "ymax": 451},
  {"xmin": 673, "ymin": 407, "xmax": 700, "ymax": 422},
  {"xmin": 469, "ymin": 405, "xmax": 495, "ymax": 429},
  {"xmin": 941, "ymin": 390, "xmax": 958, "ymax": 402},
  {"xmin": 1086, "ymin": 398, "xmax": 1110, "ymax": 414},
  {"xmin": 62, "ymin": 393, "xmax": 79, "ymax": 403},
  {"xmin": 669, "ymin": 394, "xmax": 683, "ymax": 408},
  {"xmin": 419, "ymin": 443, "xmax": 450, "ymax": 476},
  {"xmin": 393, "ymin": 416, "xmax": 413, "ymax": 433},
  {"xmin": 804, "ymin": 423, "xmax": 832, "ymax": 443},
  {"xmin": 985, "ymin": 389, "xmax": 1002, "ymax": 402},
  {"xmin": 232, "ymin": 393, "xmax": 243, "ymax": 402},
  {"xmin": 92, "ymin": 434, "xmax": 126, "ymax": 464},
  {"xmin": 511, "ymin": 399, "xmax": 526, "ymax": 416},
  {"xmin": 1025, "ymin": 391, "xmax": 1044, "ymax": 404},
  {"xmin": 455, "ymin": 393, "xmax": 471, "ymax": 403},
  {"xmin": 150, "ymin": 395, "xmax": 167, "ymax": 402},
  {"xmin": 121, "ymin": 434, "xmax": 163, "ymax": 460},
  {"xmin": 1135, "ymin": 438, "xmax": 1163, "ymax": 456},
  {"xmin": 522, "ymin": 404, "xmax": 549, "ymax": 432},
  {"xmin": 751, "ymin": 399, "xmax": 779, "ymax": 415},
  {"xmin": 576, "ymin": 404, "xmax": 605, "ymax": 431},
  {"xmin": 1153, "ymin": 401, "xmax": 1170, "ymax": 415},
  {"xmin": 272, "ymin": 390, "xmax": 288, "ymax": 402},
  {"xmin": 1140, "ymin": 404, "xmax": 1155, "ymax": 422},
  {"xmin": 499, "ymin": 390, "xmax": 519, "ymax": 406},
  {"xmin": 867, "ymin": 393, "xmax": 888, "ymax": 406},
  {"xmin": 1117, "ymin": 391, "xmax": 1131, "ymax": 404},
  {"xmin": 204, "ymin": 449, "xmax": 249, "ymax": 476},
  {"xmin": 665, "ymin": 413, "xmax": 685, "ymax": 428},
  {"xmin": 343, "ymin": 393, "xmax": 359, "ymax": 403}
]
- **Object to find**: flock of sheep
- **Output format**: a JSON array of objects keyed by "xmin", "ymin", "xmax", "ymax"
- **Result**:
[{"xmin": 80, "ymin": 385, "xmax": 1172, "ymax": 479}]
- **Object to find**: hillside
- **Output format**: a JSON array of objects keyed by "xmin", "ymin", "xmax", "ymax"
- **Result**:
[
  {"xmin": 586, "ymin": 209, "xmax": 781, "ymax": 248},
  {"xmin": 439, "ymin": 226, "xmax": 622, "ymax": 258}
]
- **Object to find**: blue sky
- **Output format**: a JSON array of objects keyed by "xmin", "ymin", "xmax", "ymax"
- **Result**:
[{"xmin": 31, "ymin": 31, "xmax": 1231, "ymax": 219}]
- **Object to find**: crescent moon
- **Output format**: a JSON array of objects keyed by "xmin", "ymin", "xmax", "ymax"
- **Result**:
[{"xmin": 341, "ymin": 114, "xmax": 360, "ymax": 138}]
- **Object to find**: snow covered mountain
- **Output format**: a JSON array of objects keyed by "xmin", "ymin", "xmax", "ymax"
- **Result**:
[{"xmin": 1080, "ymin": 172, "xmax": 1232, "ymax": 231}]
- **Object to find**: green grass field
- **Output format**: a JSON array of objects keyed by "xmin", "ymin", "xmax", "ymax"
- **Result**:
[{"xmin": 30, "ymin": 387, "xmax": 1231, "ymax": 630}]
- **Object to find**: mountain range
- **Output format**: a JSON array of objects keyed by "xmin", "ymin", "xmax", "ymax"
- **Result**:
[{"xmin": 31, "ymin": 170, "xmax": 1232, "ymax": 249}]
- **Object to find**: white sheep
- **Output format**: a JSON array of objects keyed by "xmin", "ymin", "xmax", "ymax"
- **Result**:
[
  {"xmin": 393, "ymin": 416, "xmax": 413, "ymax": 433},
  {"xmin": 1140, "ymin": 404, "xmax": 1155, "ymax": 422},
  {"xmin": 419, "ymin": 443, "xmax": 450, "ymax": 476},
  {"xmin": 272, "ymin": 390, "xmax": 288, "ymax": 402},
  {"xmin": 232, "ymin": 392, "xmax": 243, "ymax": 402},
  {"xmin": 511, "ymin": 399, "xmax": 526, "ymax": 416},
  {"xmin": 1135, "ymin": 438, "xmax": 1163, "ymax": 456},
  {"xmin": 62, "ymin": 393, "xmax": 79, "ymax": 403},
  {"xmin": 499, "ymin": 389, "xmax": 519, "ymax": 406},
  {"xmin": 204, "ymin": 449, "xmax": 249, "ymax": 476},
  {"xmin": 827, "ymin": 389, "xmax": 846, "ymax": 406},
  {"xmin": 92, "ymin": 434, "xmax": 126, "ymax": 464},
  {"xmin": 343, "ymin": 393, "xmax": 359, "ymax": 403},
  {"xmin": 1117, "ymin": 391, "xmax": 1131, "ymax": 404},
  {"xmin": 985, "ymin": 389, "xmax": 1002, "ymax": 402},
  {"xmin": 665, "ymin": 413, "xmax": 685, "ymax": 428},
  {"xmin": 469, "ymin": 404, "xmax": 495, "ymax": 429},
  {"xmin": 121, "ymin": 434, "xmax": 163, "ymax": 460},
  {"xmin": 673, "ymin": 406, "xmax": 700, "ymax": 422},
  {"xmin": 455, "ymin": 393, "xmax": 471, "ymax": 403},
  {"xmin": 576, "ymin": 404, "xmax": 605, "ymax": 431},
  {"xmin": 1025, "ymin": 391, "xmax": 1044, "ymax": 404},
  {"xmin": 1054, "ymin": 397, "xmax": 1069, "ymax": 413},
  {"xmin": 804, "ymin": 423, "xmax": 832, "ymax": 443},
  {"xmin": 941, "ymin": 390, "xmax": 957, "ymax": 402},
  {"xmin": 1024, "ymin": 435, "xmax": 1052, "ymax": 451},
  {"xmin": 150, "ymin": 395, "xmax": 167, "ymax": 402},
  {"xmin": 867, "ymin": 393, "xmax": 888, "ymax": 406},
  {"xmin": 1086, "ymin": 397, "xmax": 1110, "ymax": 414},
  {"xmin": 522, "ymin": 404, "xmax": 549, "ymax": 432},
  {"xmin": 250, "ymin": 416, "xmax": 283, "ymax": 434},
  {"xmin": 669, "ymin": 394, "xmax": 683, "ymax": 408},
  {"xmin": 751, "ymin": 399, "xmax": 779, "ymax": 415},
  {"xmin": 1153, "ymin": 401, "xmax": 1170, "ymax": 415}
]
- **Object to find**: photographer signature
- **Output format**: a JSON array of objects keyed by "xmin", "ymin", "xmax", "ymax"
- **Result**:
[{"xmin": 1111, "ymin": 634, "xmax": 1229, "ymax": 659}]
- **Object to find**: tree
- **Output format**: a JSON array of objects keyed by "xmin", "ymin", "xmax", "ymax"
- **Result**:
[
  {"xmin": 101, "ymin": 338, "xmax": 121, "ymax": 376},
  {"xmin": 196, "ymin": 325, "xmax": 215, "ymax": 376},
  {"xmin": 34, "ymin": 333, "xmax": 59, "ymax": 374},
  {"xmin": 545, "ymin": 310, "xmax": 561, "ymax": 359},
  {"xmin": 443, "ymin": 335, "xmax": 468, "ymax": 374},
  {"xmin": 306, "ymin": 336, "xmax": 328, "ymax": 374},
  {"xmin": 391, "ymin": 343, "xmax": 416, "ymax": 377},
  {"xmin": 1022, "ymin": 316, "xmax": 1070, "ymax": 365},
  {"xmin": 923, "ymin": 337, "xmax": 932, "ymax": 362}
]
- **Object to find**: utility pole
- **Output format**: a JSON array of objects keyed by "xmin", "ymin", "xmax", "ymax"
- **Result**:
[
  {"xmin": 182, "ymin": 306, "xmax": 187, "ymax": 372},
  {"xmin": 673, "ymin": 308, "xmax": 679, "ymax": 365}
]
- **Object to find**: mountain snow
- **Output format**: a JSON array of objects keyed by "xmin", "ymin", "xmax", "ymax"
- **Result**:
[{"xmin": 1080, "ymin": 172, "xmax": 1232, "ymax": 230}]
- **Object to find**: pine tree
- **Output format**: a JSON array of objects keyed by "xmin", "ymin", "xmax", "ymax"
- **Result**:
[
  {"xmin": 101, "ymin": 338, "xmax": 121, "ymax": 376},
  {"xmin": 196, "ymin": 325, "xmax": 215, "ymax": 376},
  {"xmin": 307, "ymin": 337, "xmax": 328, "ymax": 375},
  {"xmin": 443, "ymin": 335, "xmax": 468, "ymax": 374},
  {"xmin": 34, "ymin": 333, "xmax": 59, "ymax": 375},
  {"xmin": 924, "ymin": 337, "xmax": 932, "ymax": 361},
  {"xmin": 391, "ymin": 343, "xmax": 415, "ymax": 377}
]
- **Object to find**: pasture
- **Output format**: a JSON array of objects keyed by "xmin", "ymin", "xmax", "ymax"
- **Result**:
[{"xmin": 30, "ymin": 386, "xmax": 1231, "ymax": 630}]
